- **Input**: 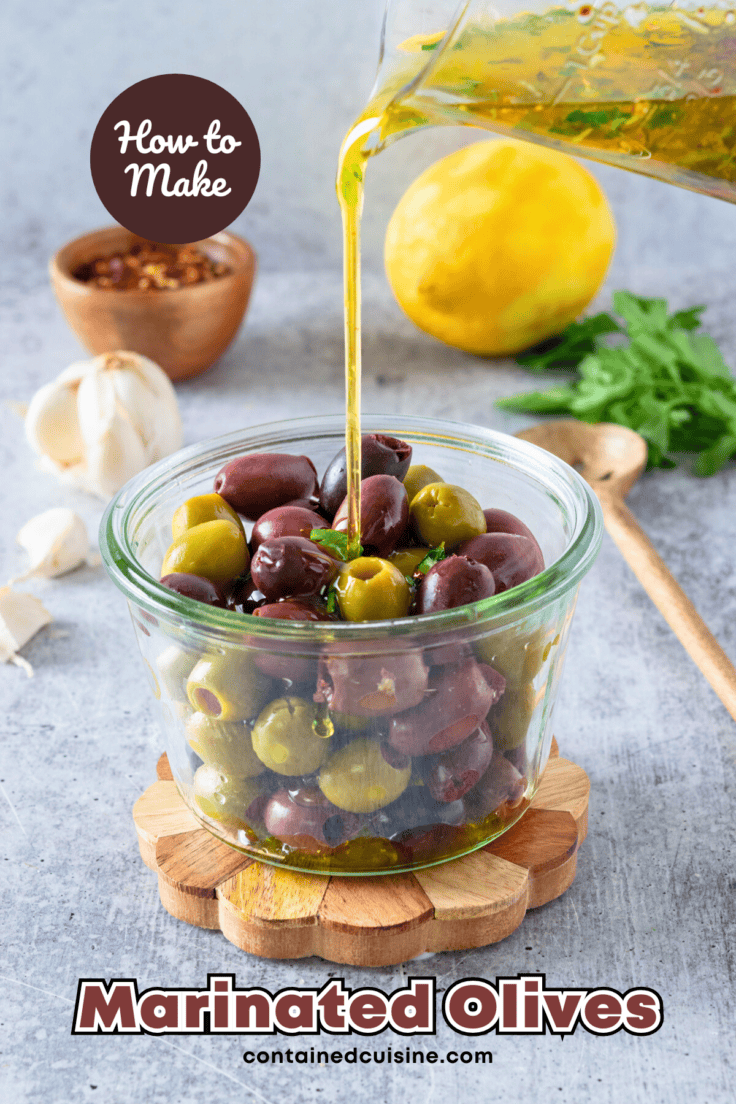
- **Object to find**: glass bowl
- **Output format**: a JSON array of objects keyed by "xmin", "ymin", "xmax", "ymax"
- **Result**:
[{"xmin": 101, "ymin": 414, "xmax": 602, "ymax": 875}]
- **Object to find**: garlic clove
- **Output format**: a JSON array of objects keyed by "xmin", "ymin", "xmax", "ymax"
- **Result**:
[
  {"xmin": 25, "ymin": 379, "xmax": 85, "ymax": 466},
  {"xmin": 12, "ymin": 508, "xmax": 89, "ymax": 582},
  {"xmin": 0, "ymin": 586, "xmax": 52, "ymax": 675}
]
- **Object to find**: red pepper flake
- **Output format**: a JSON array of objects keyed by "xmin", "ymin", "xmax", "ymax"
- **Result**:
[{"xmin": 73, "ymin": 239, "xmax": 231, "ymax": 289}]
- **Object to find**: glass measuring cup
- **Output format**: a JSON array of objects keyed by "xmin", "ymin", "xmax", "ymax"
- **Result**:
[{"xmin": 361, "ymin": 0, "xmax": 736, "ymax": 201}]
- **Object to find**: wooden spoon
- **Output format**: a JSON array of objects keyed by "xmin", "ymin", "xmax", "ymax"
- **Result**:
[{"xmin": 517, "ymin": 419, "xmax": 736, "ymax": 722}]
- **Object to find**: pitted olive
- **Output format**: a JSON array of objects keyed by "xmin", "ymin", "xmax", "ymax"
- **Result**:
[
  {"xmin": 409, "ymin": 483, "xmax": 486, "ymax": 549},
  {"xmin": 251, "ymin": 697, "xmax": 330, "ymax": 775},
  {"xmin": 186, "ymin": 651, "xmax": 274, "ymax": 722},
  {"xmin": 464, "ymin": 751, "xmax": 526, "ymax": 820},
  {"xmin": 332, "ymin": 474, "xmax": 409, "ymax": 557},
  {"xmin": 264, "ymin": 787, "xmax": 361, "ymax": 851},
  {"xmin": 403, "ymin": 464, "xmax": 442, "ymax": 504},
  {"xmin": 335, "ymin": 557, "xmax": 412, "ymax": 622},
  {"xmin": 416, "ymin": 555, "xmax": 495, "ymax": 613},
  {"xmin": 319, "ymin": 433, "xmax": 412, "ymax": 516},
  {"xmin": 476, "ymin": 624, "xmax": 556, "ymax": 688},
  {"xmin": 388, "ymin": 659, "xmax": 503, "ymax": 755},
  {"xmin": 457, "ymin": 532, "xmax": 544, "ymax": 592},
  {"xmin": 319, "ymin": 737, "xmax": 411, "ymax": 813},
  {"xmin": 172, "ymin": 493, "xmax": 244, "ymax": 538},
  {"xmin": 315, "ymin": 647, "xmax": 428, "ymax": 716},
  {"xmin": 161, "ymin": 519, "xmax": 249, "ymax": 583},
  {"xmin": 214, "ymin": 453, "xmax": 319, "ymax": 520},
  {"xmin": 160, "ymin": 573, "xmax": 229, "ymax": 607},
  {"xmin": 193, "ymin": 765, "xmax": 267, "ymax": 827},
  {"xmin": 250, "ymin": 536, "xmax": 338, "ymax": 602},
  {"xmin": 186, "ymin": 712, "xmax": 263, "ymax": 777},
  {"xmin": 425, "ymin": 721, "xmax": 495, "ymax": 803},
  {"xmin": 251, "ymin": 505, "xmax": 327, "ymax": 552}
]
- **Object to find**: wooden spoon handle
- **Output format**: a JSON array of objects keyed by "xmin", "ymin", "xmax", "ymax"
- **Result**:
[{"xmin": 599, "ymin": 492, "xmax": 736, "ymax": 721}]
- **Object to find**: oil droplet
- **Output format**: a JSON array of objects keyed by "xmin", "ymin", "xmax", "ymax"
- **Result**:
[{"xmin": 312, "ymin": 704, "xmax": 335, "ymax": 739}]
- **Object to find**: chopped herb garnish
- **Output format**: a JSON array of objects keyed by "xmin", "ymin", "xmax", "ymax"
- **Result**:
[
  {"xmin": 326, "ymin": 587, "xmax": 340, "ymax": 616},
  {"xmin": 421, "ymin": 41, "xmax": 439, "ymax": 50},
  {"xmin": 310, "ymin": 529, "xmax": 360, "ymax": 560},
  {"xmin": 415, "ymin": 543, "xmax": 446, "ymax": 576},
  {"xmin": 498, "ymin": 291, "xmax": 736, "ymax": 475}
]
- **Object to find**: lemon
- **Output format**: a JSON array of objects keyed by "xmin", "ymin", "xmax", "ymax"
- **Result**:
[{"xmin": 384, "ymin": 138, "xmax": 616, "ymax": 357}]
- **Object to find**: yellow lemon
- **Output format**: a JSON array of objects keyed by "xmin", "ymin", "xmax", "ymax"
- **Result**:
[{"xmin": 384, "ymin": 138, "xmax": 615, "ymax": 357}]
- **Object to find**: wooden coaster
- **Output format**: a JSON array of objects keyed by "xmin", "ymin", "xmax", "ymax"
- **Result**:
[{"xmin": 132, "ymin": 738, "xmax": 589, "ymax": 966}]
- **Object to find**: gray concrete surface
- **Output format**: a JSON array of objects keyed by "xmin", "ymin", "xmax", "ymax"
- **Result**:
[{"xmin": 2, "ymin": 1, "xmax": 736, "ymax": 1102}]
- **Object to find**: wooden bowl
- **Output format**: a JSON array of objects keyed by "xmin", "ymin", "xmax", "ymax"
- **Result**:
[{"xmin": 49, "ymin": 226, "xmax": 257, "ymax": 382}]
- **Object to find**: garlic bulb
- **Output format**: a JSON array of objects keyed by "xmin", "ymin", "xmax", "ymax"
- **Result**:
[
  {"xmin": 0, "ymin": 586, "xmax": 52, "ymax": 675},
  {"xmin": 12, "ymin": 509, "xmax": 89, "ymax": 583},
  {"xmin": 25, "ymin": 351, "xmax": 183, "ymax": 499}
]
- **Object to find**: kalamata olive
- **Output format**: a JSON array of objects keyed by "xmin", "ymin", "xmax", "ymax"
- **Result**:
[
  {"xmin": 332, "ymin": 474, "xmax": 409, "ymax": 557},
  {"xmin": 388, "ymin": 659, "xmax": 502, "ymax": 755},
  {"xmin": 425, "ymin": 721, "xmax": 495, "ymax": 802},
  {"xmin": 250, "ymin": 536, "xmax": 338, "ymax": 602},
  {"xmin": 214, "ymin": 453, "xmax": 318, "ymax": 520},
  {"xmin": 457, "ymin": 532, "xmax": 544, "ymax": 592},
  {"xmin": 315, "ymin": 647, "xmax": 428, "ymax": 717},
  {"xmin": 464, "ymin": 751, "xmax": 526, "ymax": 819},
  {"xmin": 416, "ymin": 555, "xmax": 495, "ymax": 614},
  {"xmin": 319, "ymin": 434, "xmax": 412, "ymax": 516},
  {"xmin": 483, "ymin": 508, "xmax": 540, "ymax": 548},
  {"xmin": 250, "ymin": 599, "xmax": 334, "ymax": 680},
  {"xmin": 251, "ymin": 505, "xmax": 327, "ymax": 552},
  {"xmin": 264, "ymin": 787, "xmax": 361, "ymax": 852},
  {"xmin": 226, "ymin": 576, "xmax": 267, "ymax": 614},
  {"xmin": 371, "ymin": 786, "xmax": 466, "ymax": 839},
  {"xmin": 160, "ymin": 572, "xmax": 229, "ymax": 607}
]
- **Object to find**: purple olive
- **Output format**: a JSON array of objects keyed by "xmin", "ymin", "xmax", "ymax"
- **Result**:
[
  {"xmin": 319, "ymin": 433, "xmax": 412, "ymax": 516},
  {"xmin": 483, "ymin": 508, "xmax": 540, "ymax": 545},
  {"xmin": 464, "ymin": 751, "xmax": 526, "ymax": 819},
  {"xmin": 251, "ymin": 505, "xmax": 327, "ymax": 552},
  {"xmin": 315, "ymin": 647, "xmax": 428, "ymax": 717},
  {"xmin": 264, "ymin": 787, "xmax": 361, "ymax": 852},
  {"xmin": 370, "ymin": 786, "xmax": 466, "ymax": 841},
  {"xmin": 332, "ymin": 474, "xmax": 409, "ymax": 558},
  {"xmin": 388, "ymin": 659, "xmax": 500, "ymax": 756},
  {"xmin": 426, "ymin": 721, "xmax": 495, "ymax": 803},
  {"xmin": 457, "ymin": 532, "xmax": 544, "ymax": 593},
  {"xmin": 226, "ymin": 576, "xmax": 267, "ymax": 614},
  {"xmin": 214, "ymin": 453, "xmax": 318, "ymax": 520},
  {"xmin": 250, "ymin": 536, "xmax": 338, "ymax": 602},
  {"xmin": 250, "ymin": 599, "xmax": 335, "ymax": 680},
  {"xmin": 416, "ymin": 555, "xmax": 495, "ymax": 614},
  {"xmin": 160, "ymin": 572, "xmax": 228, "ymax": 607}
]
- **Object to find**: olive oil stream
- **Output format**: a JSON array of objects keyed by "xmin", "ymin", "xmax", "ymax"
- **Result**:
[{"xmin": 337, "ymin": 5, "xmax": 736, "ymax": 550}]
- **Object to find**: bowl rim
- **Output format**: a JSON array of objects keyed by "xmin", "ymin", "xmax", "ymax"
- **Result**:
[
  {"xmin": 100, "ymin": 413, "xmax": 603, "ymax": 644},
  {"xmin": 49, "ymin": 224, "xmax": 256, "ymax": 298}
]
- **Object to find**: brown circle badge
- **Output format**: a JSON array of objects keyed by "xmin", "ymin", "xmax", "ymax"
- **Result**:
[{"xmin": 91, "ymin": 74, "xmax": 260, "ymax": 243}]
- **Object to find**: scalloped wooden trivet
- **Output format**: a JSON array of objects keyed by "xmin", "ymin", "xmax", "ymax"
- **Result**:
[{"xmin": 132, "ymin": 737, "xmax": 589, "ymax": 966}]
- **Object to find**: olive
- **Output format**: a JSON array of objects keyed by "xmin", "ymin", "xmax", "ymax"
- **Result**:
[
  {"xmin": 315, "ymin": 647, "xmax": 428, "ymax": 716},
  {"xmin": 457, "ymin": 532, "xmax": 544, "ymax": 592},
  {"xmin": 264, "ymin": 787, "xmax": 361, "ymax": 851},
  {"xmin": 160, "ymin": 572, "xmax": 229, "ymax": 607},
  {"xmin": 186, "ymin": 651, "xmax": 274, "ymax": 722},
  {"xmin": 161, "ymin": 519, "xmax": 249, "ymax": 583},
  {"xmin": 488, "ymin": 682, "xmax": 537, "ymax": 751},
  {"xmin": 250, "ymin": 599, "xmax": 333, "ymax": 681},
  {"xmin": 416, "ymin": 555, "xmax": 495, "ymax": 614},
  {"xmin": 172, "ymin": 493, "xmax": 244, "ymax": 538},
  {"xmin": 403, "ymin": 464, "xmax": 442, "ymax": 504},
  {"xmin": 214, "ymin": 453, "xmax": 318, "ymax": 520},
  {"xmin": 483, "ymin": 507, "xmax": 540, "ymax": 547},
  {"xmin": 476, "ymin": 624, "xmax": 556, "ymax": 688},
  {"xmin": 226, "ymin": 576, "xmax": 267, "ymax": 614},
  {"xmin": 155, "ymin": 643, "xmax": 198, "ymax": 702},
  {"xmin": 388, "ymin": 659, "xmax": 501, "ymax": 755},
  {"xmin": 409, "ymin": 483, "xmax": 486, "ymax": 549},
  {"xmin": 193, "ymin": 765, "xmax": 266, "ymax": 827},
  {"xmin": 254, "ymin": 598, "xmax": 333, "ymax": 622},
  {"xmin": 319, "ymin": 433, "xmax": 412, "ymax": 516},
  {"xmin": 425, "ymin": 722, "xmax": 494, "ymax": 803},
  {"xmin": 388, "ymin": 547, "xmax": 431, "ymax": 578},
  {"xmin": 319, "ymin": 737, "xmax": 411, "ymax": 813},
  {"xmin": 332, "ymin": 474, "xmax": 409, "ymax": 557},
  {"xmin": 251, "ymin": 505, "xmax": 326, "ymax": 553},
  {"xmin": 334, "ymin": 557, "xmax": 412, "ymax": 622},
  {"xmin": 250, "ymin": 536, "xmax": 338, "ymax": 602},
  {"xmin": 186, "ymin": 712, "xmax": 263, "ymax": 777},
  {"xmin": 464, "ymin": 751, "xmax": 526, "ymax": 820},
  {"xmin": 251, "ymin": 697, "xmax": 330, "ymax": 775},
  {"xmin": 371, "ymin": 786, "xmax": 466, "ymax": 839}
]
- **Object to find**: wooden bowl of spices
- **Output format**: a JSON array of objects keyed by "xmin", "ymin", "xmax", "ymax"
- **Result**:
[{"xmin": 50, "ymin": 226, "xmax": 256, "ymax": 381}]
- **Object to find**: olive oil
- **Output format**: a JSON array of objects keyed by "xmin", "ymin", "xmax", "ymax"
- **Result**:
[{"xmin": 337, "ymin": 6, "xmax": 736, "ymax": 549}]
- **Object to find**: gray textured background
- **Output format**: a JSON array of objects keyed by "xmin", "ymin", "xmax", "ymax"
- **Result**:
[{"xmin": 1, "ymin": 2, "xmax": 735, "ymax": 1103}]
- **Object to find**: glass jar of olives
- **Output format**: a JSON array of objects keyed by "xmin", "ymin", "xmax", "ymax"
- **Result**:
[{"xmin": 101, "ymin": 415, "xmax": 602, "ymax": 875}]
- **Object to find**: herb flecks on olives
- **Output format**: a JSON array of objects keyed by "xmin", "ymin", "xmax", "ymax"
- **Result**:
[
  {"xmin": 335, "ymin": 557, "xmax": 411, "ymax": 622},
  {"xmin": 409, "ymin": 483, "xmax": 486, "ymax": 550}
]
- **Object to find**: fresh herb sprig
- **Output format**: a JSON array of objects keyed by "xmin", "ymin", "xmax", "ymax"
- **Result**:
[
  {"xmin": 310, "ymin": 529, "xmax": 360, "ymax": 560},
  {"xmin": 498, "ymin": 291, "xmax": 735, "ymax": 475}
]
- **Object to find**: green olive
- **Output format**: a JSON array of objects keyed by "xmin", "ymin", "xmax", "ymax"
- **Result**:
[
  {"xmin": 187, "ymin": 651, "xmax": 273, "ymax": 722},
  {"xmin": 187, "ymin": 712, "xmax": 263, "ymax": 777},
  {"xmin": 172, "ymin": 493, "xmax": 244, "ymax": 539},
  {"xmin": 403, "ymin": 464, "xmax": 442, "ymax": 503},
  {"xmin": 335, "ymin": 557, "xmax": 412, "ymax": 622},
  {"xmin": 251, "ymin": 697, "xmax": 330, "ymax": 775},
  {"xmin": 161, "ymin": 519, "xmax": 249, "ymax": 583},
  {"xmin": 388, "ymin": 547, "xmax": 431, "ymax": 578},
  {"xmin": 409, "ymin": 482, "xmax": 486, "ymax": 549},
  {"xmin": 193, "ymin": 764, "xmax": 265, "ymax": 827},
  {"xmin": 319, "ymin": 737, "xmax": 411, "ymax": 813},
  {"xmin": 476, "ymin": 625, "xmax": 557, "ymax": 688},
  {"xmin": 156, "ymin": 643, "xmax": 198, "ymax": 701},
  {"xmin": 489, "ymin": 683, "xmax": 538, "ymax": 750},
  {"xmin": 329, "ymin": 709, "xmax": 371, "ymax": 733}
]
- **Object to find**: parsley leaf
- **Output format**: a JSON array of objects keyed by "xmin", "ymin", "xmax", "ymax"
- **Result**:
[
  {"xmin": 310, "ymin": 529, "xmax": 359, "ymax": 560},
  {"xmin": 414, "ymin": 544, "xmax": 446, "ymax": 576},
  {"xmin": 498, "ymin": 293, "xmax": 736, "ymax": 475},
  {"xmin": 325, "ymin": 587, "xmax": 340, "ymax": 616}
]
